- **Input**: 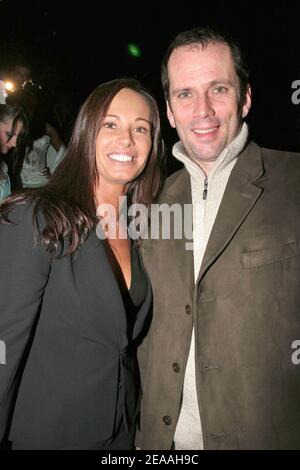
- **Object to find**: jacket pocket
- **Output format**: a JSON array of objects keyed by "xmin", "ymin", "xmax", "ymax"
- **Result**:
[{"xmin": 242, "ymin": 240, "xmax": 299, "ymax": 269}]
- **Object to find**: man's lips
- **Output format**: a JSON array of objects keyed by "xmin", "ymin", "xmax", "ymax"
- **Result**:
[{"xmin": 191, "ymin": 126, "xmax": 219, "ymax": 136}]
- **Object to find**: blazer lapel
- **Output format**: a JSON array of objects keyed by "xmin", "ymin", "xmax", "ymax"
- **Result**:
[
  {"xmin": 75, "ymin": 229, "xmax": 152, "ymax": 347},
  {"xmin": 197, "ymin": 141, "xmax": 265, "ymax": 284},
  {"xmin": 165, "ymin": 170, "xmax": 195, "ymax": 296},
  {"xmin": 75, "ymin": 229, "xmax": 128, "ymax": 348}
]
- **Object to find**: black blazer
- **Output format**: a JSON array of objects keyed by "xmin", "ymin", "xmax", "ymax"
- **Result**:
[{"xmin": 0, "ymin": 202, "xmax": 151, "ymax": 449}]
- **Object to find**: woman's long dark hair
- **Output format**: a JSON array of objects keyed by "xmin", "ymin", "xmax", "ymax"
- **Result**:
[{"xmin": 0, "ymin": 78, "xmax": 165, "ymax": 255}]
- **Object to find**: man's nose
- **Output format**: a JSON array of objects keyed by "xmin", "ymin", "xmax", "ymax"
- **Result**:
[{"xmin": 193, "ymin": 93, "xmax": 215, "ymax": 119}]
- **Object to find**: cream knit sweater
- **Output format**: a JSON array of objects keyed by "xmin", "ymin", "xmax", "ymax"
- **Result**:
[{"xmin": 173, "ymin": 123, "xmax": 249, "ymax": 450}]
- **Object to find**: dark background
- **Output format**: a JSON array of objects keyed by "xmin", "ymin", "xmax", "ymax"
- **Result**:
[{"xmin": 1, "ymin": 0, "xmax": 300, "ymax": 170}]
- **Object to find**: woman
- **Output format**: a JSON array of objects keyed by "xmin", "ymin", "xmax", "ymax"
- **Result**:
[
  {"xmin": 0, "ymin": 78, "xmax": 165, "ymax": 449},
  {"xmin": 0, "ymin": 104, "xmax": 28, "ymax": 200},
  {"xmin": 6, "ymin": 88, "xmax": 66, "ymax": 188}
]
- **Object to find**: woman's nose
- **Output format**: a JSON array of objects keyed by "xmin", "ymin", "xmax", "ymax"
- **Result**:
[
  {"xmin": 116, "ymin": 128, "xmax": 134, "ymax": 146},
  {"xmin": 7, "ymin": 136, "xmax": 17, "ymax": 148}
]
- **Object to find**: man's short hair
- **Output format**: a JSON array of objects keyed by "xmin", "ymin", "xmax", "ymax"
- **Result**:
[{"xmin": 161, "ymin": 26, "xmax": 250, "ymax": 109}]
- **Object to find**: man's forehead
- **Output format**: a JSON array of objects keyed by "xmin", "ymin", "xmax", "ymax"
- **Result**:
[
  {"xmin": 168, "ymin": 43, "xmax": 237, "ymax": 88},
  {"xmin": 171, "ymin": 41, "xmax": 231, "ymax": 58},
  {"xmin": 169, "ymin": 43, "xmax": 233, "ymax": 69}
]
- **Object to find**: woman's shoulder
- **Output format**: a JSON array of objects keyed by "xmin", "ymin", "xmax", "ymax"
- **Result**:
[
  {"xmin": 0, "ymin": 197, "xmax": 52, "ymax": 265},
  {"xmin": 0, "ymin": 197, "xmax": 46, "ymax": 237},
  {"xmin": 1, "ymin": 199, "xmax": 36, "ymax": 224}
]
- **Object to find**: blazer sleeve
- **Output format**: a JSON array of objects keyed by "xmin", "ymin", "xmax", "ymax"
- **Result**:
[{"xmin": 0, "ymin": 203, "xmax": 51, "ymax": 442}]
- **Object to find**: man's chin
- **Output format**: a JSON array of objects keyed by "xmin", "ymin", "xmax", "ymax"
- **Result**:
[{"xmin": 192, "ymin": 149, "xmax": 224, "ymax": 164}]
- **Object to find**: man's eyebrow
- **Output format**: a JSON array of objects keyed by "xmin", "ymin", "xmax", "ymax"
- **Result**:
[
  {"xmin": 209, "ymin": 79, "xmax": 235, "ymax": 87},
  {"xmin": 172, "ymin": 87, "xmax": 192, "ymax": 96}
]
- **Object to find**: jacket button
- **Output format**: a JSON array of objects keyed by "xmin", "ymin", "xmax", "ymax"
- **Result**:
[
  {"xmin": 172, "ymin": 362, "xmax": 180, "ymax": 373},
  {"xmin": 203, "ymin": 364, "xmax": 220, "ymax": 371},
  {"xmin": 210, "ymin": 431, "xmax": 226, "ymax": 439},
  {"xmin": 163, "ymin": 416, "xmax": 172, "ymax": 426},
  {"xmin": 185, "ymin": 304, "xmax": 191, "ymax": 315}
]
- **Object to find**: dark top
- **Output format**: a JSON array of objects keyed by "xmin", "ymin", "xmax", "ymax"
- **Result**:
[
  {"xmin": 129, "ymin": 244, "xmax": 148, "ymax": 306},
  {"xmin": 108, "ymin": 243, "xmax": 147, "ymax": 448},
  {"xmin": 0, "ymin": 203, "xmax": 152, "ymax": 449}
]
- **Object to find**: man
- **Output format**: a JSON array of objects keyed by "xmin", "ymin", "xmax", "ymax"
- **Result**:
[{"xmin": 136, "ymin": 27, "xmax": 300, "ymax": 450}]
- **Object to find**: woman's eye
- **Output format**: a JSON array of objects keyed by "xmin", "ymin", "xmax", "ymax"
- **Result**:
[
  {"xmin": 103, "ymin": 122, "xmax": 116, "ymax": 129},
  {"xmin": 134, "ymin": 127, "xmax": 149, "ymax": 134}
]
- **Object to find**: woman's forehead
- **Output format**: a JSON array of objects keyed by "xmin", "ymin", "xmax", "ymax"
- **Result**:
[{"xmin": 0, "ymin": 118, "xmax": 23, "ymax": 134}]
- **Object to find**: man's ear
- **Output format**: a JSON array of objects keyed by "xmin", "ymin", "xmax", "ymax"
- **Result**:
[
  {"xmin": 166, "ymin": 101, "xmax": 176, "ymax": 128},
  {"xmin": 242, "ymin": 85, "xmax": 252, "ymax": 118}
]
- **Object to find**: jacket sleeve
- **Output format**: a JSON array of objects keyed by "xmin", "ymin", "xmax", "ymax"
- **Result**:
[{"xmin": 0, "ymin": 203, "xmax": 51, "ymax": 442}]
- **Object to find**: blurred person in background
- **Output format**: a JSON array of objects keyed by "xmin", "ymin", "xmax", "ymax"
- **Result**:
[
  {"xmin": 0, "ymin": 103, "xmax": 28, "ymax": 201},
  {"xmin": 6, "ymin": 86, "xmax": 66, "ymax": 189}
]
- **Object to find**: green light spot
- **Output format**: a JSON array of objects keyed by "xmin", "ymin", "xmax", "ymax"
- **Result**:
[{"xmin": 127, "ymin": 43, "xmax": 141, "ymax": 58}]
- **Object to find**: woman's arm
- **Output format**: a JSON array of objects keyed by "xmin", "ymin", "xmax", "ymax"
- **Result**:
[
  {"xmin": 0, "ymin": 203, "xmax": 51, "ymax": 442},
  {"xmin": 45, "ymin": 122, "xmax": 64, "ymax": 153}
]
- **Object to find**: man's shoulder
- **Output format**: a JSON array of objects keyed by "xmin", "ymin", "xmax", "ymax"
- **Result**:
[
  {"xmin": 241, "ymin": 141, "xmax": 300, "ymax": 179},
  {"xmin": 260, "ymin": 145, "xmax": 300, "ymax": 160},
  {"xmin": 258, "ymin": 144, "xmax": 300, "ymax": 177}
]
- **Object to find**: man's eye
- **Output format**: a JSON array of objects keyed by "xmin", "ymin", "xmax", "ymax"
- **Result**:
[
  {"xmin": 213, "ymin": 86, "xmax": 227, "ymax": 94},
  {"xmin": 178, "ymin": 91, "xmax": 191, "ymax": 99}
]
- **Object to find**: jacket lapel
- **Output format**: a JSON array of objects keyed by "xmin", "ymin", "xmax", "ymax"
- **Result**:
[
  {"xmin": 197, "ymin": 141, "xmax": 265, "ymax": 284},
  {"xmin": 75, "ymin": 229, "xmax": 151, "ymax": 347},
  {"xmin": 75, "ymin": 229, "xmax": 128, "ymax": 347},
  {"xmin": 164, "ymin": 170, "xmax": 195, "ymax": 296}
]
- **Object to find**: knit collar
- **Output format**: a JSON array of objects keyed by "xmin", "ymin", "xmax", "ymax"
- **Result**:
[{"xmin": 172, "ymin": 122, "xmax": 249, "ymax": 182}]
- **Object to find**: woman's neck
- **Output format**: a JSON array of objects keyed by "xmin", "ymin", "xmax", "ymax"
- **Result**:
[{"xmin": 95, "ymin": 180, "xmax": 127, "ymax": 222}]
